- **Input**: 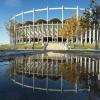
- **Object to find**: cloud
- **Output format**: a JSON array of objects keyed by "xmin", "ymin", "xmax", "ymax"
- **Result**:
[{"xmin": 5, "ymin": 0, "xmax": 21, "ymax": 7}]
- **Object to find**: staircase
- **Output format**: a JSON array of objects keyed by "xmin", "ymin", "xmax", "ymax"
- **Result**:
[{"xmin": 46, "ymin": 42, "xmax": 67, "ymax": 50}]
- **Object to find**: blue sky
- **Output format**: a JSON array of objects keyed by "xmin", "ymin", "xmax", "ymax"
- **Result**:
[{"xmin": 0, "ymin": 0, "xmax": 90, "ymax": 44}]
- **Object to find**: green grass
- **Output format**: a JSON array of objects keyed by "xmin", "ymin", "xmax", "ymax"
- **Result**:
[
  {"xmin": 0, "ymin": 43, "xmax": 100, "ymax": 50},
  {"xmin": 0, "ymin": 44, "xmax": 13, "ymax": 50},
  {"xmin": 32, "ymin": 43, "xmax": 44, "ymax": 49},
  {"xmin": 71, "ymin": 44, "xmax": 100, "ymax": 49},
  {"xmin": 0, "ymin": 43, "xmax": 44, "ymax": 50}
]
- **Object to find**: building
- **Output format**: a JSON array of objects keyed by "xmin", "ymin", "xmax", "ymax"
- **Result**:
[{"xmin": 10, "ymin": 6, "xmax": 100, "ymax": 48}]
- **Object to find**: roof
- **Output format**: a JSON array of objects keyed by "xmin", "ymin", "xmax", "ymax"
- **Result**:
[
  {"xmin": 16, "ymin": 23, "xmax": 22, "ymax": 26},
  {"xmin": 49, "ymin": 18, "xmax": 61, "ymax": 24},
  {"xmin": 24, "ymin": 21, "xmax": 33, "ymax": 25},
  {"xmin": 35, "ymin": 19, "xmax": 47, "ymax": 24}
]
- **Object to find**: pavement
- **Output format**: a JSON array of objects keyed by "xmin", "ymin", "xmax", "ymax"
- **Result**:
[
  {"xmin": 0, "ymin": 49, "xmax": 47, "ymax": 61},
  {"xmin": 0, "ymin": 49, "xmax": 100, "ymax": 61}
]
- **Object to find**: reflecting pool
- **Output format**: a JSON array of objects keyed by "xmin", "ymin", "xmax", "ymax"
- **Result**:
[{"xmin": 0, "ymin": 52, "xmax": 100, "ymax": 100}]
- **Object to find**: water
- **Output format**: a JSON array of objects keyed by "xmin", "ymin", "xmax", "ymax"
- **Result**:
[{"xmin": 0, "ymin": 52, "xmax": 100, "ymax": 100}]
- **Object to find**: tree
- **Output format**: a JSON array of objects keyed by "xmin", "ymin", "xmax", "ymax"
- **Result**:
[
  {"xmin": 6, "ymin": 19, "xmax": 16, "ymax": 49},
  {"xmin": 6, "ymin": 20, "xmax": 14, "ymax": 38},
  {"xmin": 59, "ymin": 15, "xmax": 87, "ymax": 46},
  {"xmin": 84, "ymin": 0, "xmax": 100, "ymax": 49},
  {"xmin": 59, "ymin": 17, "xmax": 77, "ymax": 40}
]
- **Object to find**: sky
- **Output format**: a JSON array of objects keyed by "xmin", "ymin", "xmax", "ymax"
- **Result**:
[{"xmin": 0, "ymin": 0, "xmax": 93, "ymax": 44}]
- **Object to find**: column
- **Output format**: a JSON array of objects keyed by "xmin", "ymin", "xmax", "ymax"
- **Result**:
[
  {"xmin": 33, "ymin": 63, "xmax": 35, "ymax": 91},
  {"xmin": 71, "ymin": 38, "xmax": 73, "ymax": 45},
  {"xmin": 42, "ymin": 54, "xmax": 44, "ymax": 76},
  {"xmin": 22, "ymin": 58, "xmax": 24, "ymax": 87},
  {"xmin": 29, "ymin": 24, "xmax": 31, "ymax": 43},
  {"xmin": 62, "ymin": 6, "xmax": 64, "ymax": 43},
  {"xmin": 51, "ymin": 57, "xmax": 53, "ymax": 75},
  {"xmin": 99, "ymin": 28, "xmax": 100, "ymax": 47},
  {"xmin": 99, "ymin": 60, "xmax": 100, "ymax": 73},
  {"xmin": 62, "ymin": 36, "xmax": 63, "ymax": 43},
  {"xmin": 66, "ymin": 33, "xmax": 68, "ymax": 44},
  {"xmin": 52, "ymin": 22, "xmax": 53, "ymax": 43},
  {"xmin": 46, "ymin": 56, "xmax": 48, "ymax": 91},
  {"xmin": 9, "ymin": 19, "xmax": 12, "ymax": 44},
  {"xmin": 85, "ymin": 31, "xmax": 87, "ymax": 44},
  {"xmin": 95, "ymin": 60, "xmax": 97, "ymax": 73},
  {"xmin": 81, "ymin": 33, "xmax": 83, "ymax": 44},
  {"xmin": 84, "ymin": 57, "xmax": 87, "ymax": 73},
  {"xmin": 97, "ymin": 29, "xmax": 99, "ymax": 45},
  {"xmin": 61, "ymin": 72, "xmax": 63, "ymax": 92},
  {"xmin": 93, "ymin": 25, "xmax": 95, "ymax": 44},
  {"xmin": 70, "ymin": 56, "xmax": 73, "ymax": 64},
  {"xmin": 47, "ymin": 6, "xmax": 49, "ymax": 43},
  {"xmin": 33, "ymin": 8, "xmax": 35, "ymax": 44},
  {"xmin": 14, "ymin": 59, "xmax": 16, "ymax": 79},
  {"xmin": 76, "ymin": 56, "xmax": 78, "ymax": 63},
  {"xmin": 57, "ymin": 22, "xmax": 59, "ymax": 43},
  {"xmin": 37, "ymin": 24, "xmax": 39, "ymax": 43},
  {"xmin": 75, "ymin": 80, "xmax": 78, "ymax": 93},
  {"xmin": 76, "ymin": 6, "xmax": 79, "ymax": 21},
  {"xmin": 37, "ymin": 54, "xmax": 39, "ymax": 74},
  {"xmin": 46, "ymin": 74, "xmax": 48, "ymax": 91},
  {"xmin": 76, "ymin": 6, "xmax": 79, "ymax": 44},
  {"xmin": 88, "ymin": 58, "xmax": 91, "ymax": 73},
  {"xmin": 89, "ymin": 29, "xmax": 91, "ymax": 44},
  {"xmin": 42, "ymin": 23, "xmax": 44, "ymax": 44},
  {"xmin": 29, "ymin": 57, "xmax": 31, "ymax": 74},
  {"xmin": 25, "ymin": 25, "xmax": 27, "ymax": 44},
  {"xmin": 92, "ymin": 59, "xmax": 95, "ymax": 73},
  {"xmin": 19, "ymin": 28, "xmax": 21, "ymax": 44},
  {"xmin": 62, "ymin": 6, "xmax": 64, "ymax": 28},
  {"xmin": 96, "ymin": 60, "xmax": 99, "ymax": 74},
  {"xmin": 80, "ymin": 56, "xmax": 82, "ymax": 66},
  {"xmin": 22, "ymin": 12, "xmax": 24, "ymax": 44},
  {"xmin": 24, "ymin": 58, "xmax": 27, "ymax": 74},
  {"xmin": 16, "ymin": 29, "xmax": 18, "ymax": 44},
  {"xmin": 13, "ymin": 17, "xmax": 16, "ymax": 49}
]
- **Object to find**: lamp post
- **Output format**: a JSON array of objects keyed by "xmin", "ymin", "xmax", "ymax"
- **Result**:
[{"xmin": 13, "ymin": 17, "xmax": 16, "ymax": 50}]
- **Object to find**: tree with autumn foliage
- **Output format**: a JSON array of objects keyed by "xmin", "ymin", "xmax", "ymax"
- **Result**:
[
  {"xmin": 59, "ymin": 17, "xmax": 77, "ymax": 40},
  {"xmin": 59, "ymin": 16, "xmax": 87, "ymax": 47}
]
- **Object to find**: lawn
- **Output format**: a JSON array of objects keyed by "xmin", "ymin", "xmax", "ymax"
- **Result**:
[
  {"xmin": 0, "ymin": 43, "xmax": 99, "ymax": 50},
  {"xmin": 71, "ymin": 44, "xmax": 100, "ymax": 50},
  {"xmin": 0, "ymin": 43, "xmax": 44, "ymax": 50}
]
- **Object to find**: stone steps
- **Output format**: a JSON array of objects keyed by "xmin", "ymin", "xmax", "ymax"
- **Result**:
[{"xmin": 46, "ymin": 43, "xmax": 67, "ymax": 50}]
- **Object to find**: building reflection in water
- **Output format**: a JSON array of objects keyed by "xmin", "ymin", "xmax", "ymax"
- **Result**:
[{"xmin": 8, "ymin": 52, "xmax": 100, "ymax": 93}]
